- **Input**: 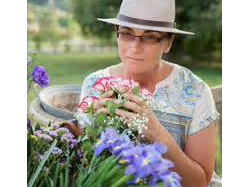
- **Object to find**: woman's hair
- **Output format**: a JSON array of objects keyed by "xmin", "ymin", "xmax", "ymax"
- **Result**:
[{"xmin": 115, "ymin": 25, "xmax": 174, "ymax": 38}]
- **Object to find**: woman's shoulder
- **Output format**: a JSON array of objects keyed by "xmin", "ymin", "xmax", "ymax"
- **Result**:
[
  {"xmin": 154, "ymin": 63, "xmax": 211, "ymax": 116},
  {"xmin": 172, "ymin": 64, "xmax": 208, "ymax": 95},
  {"xmin": 82, "ymin": 67, "xmax": 111, "ymax": 84}
]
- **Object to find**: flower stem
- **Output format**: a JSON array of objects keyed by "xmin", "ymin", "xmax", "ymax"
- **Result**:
[{"xmin": 27, "ymin": 80, "xmax": 33, "ymax": 94}]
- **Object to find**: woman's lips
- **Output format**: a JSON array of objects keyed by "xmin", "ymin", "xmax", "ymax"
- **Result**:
[{"xmin": 126, "ymin": 56, "xmax": 144, "ymax": 61}]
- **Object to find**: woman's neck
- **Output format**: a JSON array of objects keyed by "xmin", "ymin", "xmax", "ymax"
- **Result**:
[{"xmin": 109, "ymin": 60, "xmax": 173, "ymax": 93}]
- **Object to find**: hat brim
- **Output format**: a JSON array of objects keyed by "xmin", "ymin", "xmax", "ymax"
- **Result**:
[{"xmin": 98, "ymin": 18, "xmax": 194, "ymax": 35}]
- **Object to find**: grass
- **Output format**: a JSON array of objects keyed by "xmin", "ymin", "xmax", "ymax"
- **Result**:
[
  {"xmin": 28, "ymin": 51, "xmax": 222, "ymax": 176},
  {"xmin": 33, "ymin": 52, "xmax": 222, "ymax": 86}
]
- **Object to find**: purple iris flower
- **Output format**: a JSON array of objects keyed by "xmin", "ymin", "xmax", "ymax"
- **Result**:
[
  {"xmin": 159, "ymin": 171, "xmax": 182, "ymax": 187},
  {"xmin": 27, "ymin": 116, "xmax": 31, "ymax": 131},
  {"xmin": 112, "ymin": 135, "xmax": 134, "ymax": 156},
  {"xmin": 153, "ymin": 141, "xmax": 168, "ymax": 154},
  {"xmin": 94, "ymin": 127, "xmax": 119, "ymax": 156},
  {"xmin": 31, "ymin": 65, "xmax": 49, "ymax": 87}
]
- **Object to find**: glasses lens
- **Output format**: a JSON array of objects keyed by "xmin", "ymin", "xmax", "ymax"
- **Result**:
[
  {"xmin": 142, "ymin": 36, "xmax": 159, "ymax": 44},
  {"xmin": 118, "ymin": 32, "xmax": 134, "ymax": 41},
  {"xmin": 118, "ymin": 31, "xmax": 168, "ymax": 44}
]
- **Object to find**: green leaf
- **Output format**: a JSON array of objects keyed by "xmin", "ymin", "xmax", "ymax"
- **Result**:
[
  {"xmin": 86, "ymin": 126, "xmax": 97, "ymax": 137},
  {"xmin": 106, "ymin": 101, "xmax": 116, "ymax": 117},
  {"xmin": 95, "ymin": 112, "xmax": 107, "ymax": 126},
  {"xmin": 89, "ymin": 101, "xmax": 95, "ymax": 114},
  {"xmin": 104, "ymin": 165, "xmax": 124, "ymax": 182},
  {"xmin": 132, "ymin": 86, "xmax": 140, "ymax": 95},
  {"xmin": 83, "ymin": 155, "xmax": 115, "ymax": 187},
  {"xmin": 53, "ymin": 163, "xmax": 60, "ymax": 186},
  {"xmin": 109, "ymin": 174, "xmax": 134, "ymax": 187},
  {"xmin": 34, "ymin": 122, "xmax": 41, "ymax": 131},
  {"xmin": 28, "ymin": 139, "xmax": 57, "ymax": 187},
  {"xmin": 92, "ymin": 155, "xmax": 120, "ymax": 187},
  {"xmin": 83, "ymin": 140, "xmax": 92, "ymax": 150}
]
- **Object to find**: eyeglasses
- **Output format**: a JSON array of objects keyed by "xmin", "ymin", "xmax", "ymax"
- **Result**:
[{"xmin": 117, "ymin": 31, "xmax": 168, "ymax": 44}]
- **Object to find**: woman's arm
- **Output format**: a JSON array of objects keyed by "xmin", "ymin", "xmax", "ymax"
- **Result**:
[
  {"xmin": 149, "ymin": 120, "xmax": 216, "ymax": 187},
  {"xmin": 114, "ymin": 93, "xmax": 217, "ymax": 187},
  {"xmin": 60, "ymin": 119, "xmax": 83, "ymax": 136}
]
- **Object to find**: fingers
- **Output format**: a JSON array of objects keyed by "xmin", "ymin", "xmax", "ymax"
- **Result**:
[
  {"xmin": 94, "ymin": 98, "xmax": 113, "ymax": 110},
  {"xmin": 123, "ymin": 93, "xmax": 145, "ymax": 107},
  {"xmin": 96, "ymin": 107, "xmax": 109, "ymax": 115},
  {"xmin": 122, "ymin": 101, "xmax": 143, "ymax": 114},
  {"xmin": 100, "ymin": 90, "xmax": 114, "ymax": 98},
  {"xmin": 115, "ymin": 108, "xmax": 136, "ymax": 120}
]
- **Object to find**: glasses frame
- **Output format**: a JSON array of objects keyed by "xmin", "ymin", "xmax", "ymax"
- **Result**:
[{"xmin": 117, "ymin": 30, "xmax": 169, "ymax": 44}]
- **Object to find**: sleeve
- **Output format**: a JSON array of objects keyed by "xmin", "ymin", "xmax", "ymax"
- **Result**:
[
  {"xmin": 79, "ymin": 73, "xmax": 101, "ymax": 103},
  {"xmin": 74, "ymin": 72, "xmax": 101, "ymax": 128},
  {"xmin": 188, "ymin": 83, "xmax": 220, "ymax": 135}
]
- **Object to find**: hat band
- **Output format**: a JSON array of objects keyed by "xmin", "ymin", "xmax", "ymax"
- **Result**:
[{"xmin": 118, "ymin": 14, "xmax": 176, "ymax": 28}]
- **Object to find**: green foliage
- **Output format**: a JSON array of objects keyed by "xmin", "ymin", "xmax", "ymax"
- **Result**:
[
  {"xmin": 169, "ymin": 0, "xmax": 222, "ymax": 63},
  {"xmin": 72, "ymin": 0, "xmax": 122, "ymax": 40}
]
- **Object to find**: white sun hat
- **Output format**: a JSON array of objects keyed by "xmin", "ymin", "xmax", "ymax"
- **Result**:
[{"xmin": 97, "ymin": 0, "xmax": 194, "ymax": 35}]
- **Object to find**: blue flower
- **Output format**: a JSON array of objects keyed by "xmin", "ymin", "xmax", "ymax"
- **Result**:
[
  {"xmin": 159, "ymin": 171, "xmax": 182, "ymax": 187},
  {"xmin": 153, "ymin": 141, "xmax": 168, "ymax": 154},
  {"xmin": 94, "ymin": 127, "xmax": 119, "ymax": 156},
  {"xmin": 112, "ymin": 134, "xmax": 134, "ymax": 156},
  {"xmin": 27, "ymin": 116, "xmax": 31, "ymax": 131},
  {"xmin": 31, "ymin": 65, "xmax": 49, "ymax": 87}
]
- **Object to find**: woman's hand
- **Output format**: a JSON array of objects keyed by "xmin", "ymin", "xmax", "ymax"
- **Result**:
[
  {"xmin": 113, "ymin": 93, "xmax": 164, "ymax": 141},
  {"xmin": 93, "ymin": 90, "xmax": 115, "ymax": 111}
]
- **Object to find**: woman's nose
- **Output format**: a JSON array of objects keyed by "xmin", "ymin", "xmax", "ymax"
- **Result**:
[{"xmin": 129, "ymin": 37, "xmax": 143, "ymax": 52}]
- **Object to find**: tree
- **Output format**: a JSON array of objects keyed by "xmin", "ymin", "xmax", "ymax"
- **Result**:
[{"xmin": 72, "ymin": 0, "xmax": 122, "ymax": 40}]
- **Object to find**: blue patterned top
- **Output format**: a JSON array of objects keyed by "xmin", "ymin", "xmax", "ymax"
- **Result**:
[
  {"xmin": 75, "ymin": 63, "xmax": 221, "ymax": 186},
  {"xmin": 77, "ymin": 63, "xmax": 219, "ymax": 150}
]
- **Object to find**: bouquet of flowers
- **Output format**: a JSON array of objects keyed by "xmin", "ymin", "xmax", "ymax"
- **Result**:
[
  {"xmin": 27, "ymin": 55, "xmax": 182, "ymax": 187},
  {"xmin": 75, "ymin": 76, "xmax": 154, "ymax": 139}
]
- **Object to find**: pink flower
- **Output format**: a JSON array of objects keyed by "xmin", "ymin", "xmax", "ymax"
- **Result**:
[
  {"xmin": 109, "ymin": 80, "xmax": 128, "ymax": 93},
  {"xmin": 79, "ymin": 96, "xmax": 100, "ymax": 112},
  {"xmin": 92, "ymin": 77, "xmax": 115, "ymax": 92}
]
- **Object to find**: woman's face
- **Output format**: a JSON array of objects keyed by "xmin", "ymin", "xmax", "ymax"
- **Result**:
[{"xmin": 117, "ymin": 26, "xmax": 174, "ymax": 75}]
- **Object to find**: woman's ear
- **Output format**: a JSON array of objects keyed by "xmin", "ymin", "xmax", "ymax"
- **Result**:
[{"xmin": 164, "ymin": 34, "xmax": 175, "ymax": 53}]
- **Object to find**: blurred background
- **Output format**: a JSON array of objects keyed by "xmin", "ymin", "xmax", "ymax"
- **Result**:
[{"xmin": 27, "ymin": 0, "xmax": 222, "ymax": 175}]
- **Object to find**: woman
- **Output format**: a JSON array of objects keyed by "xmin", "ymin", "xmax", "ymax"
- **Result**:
[{"xmin": 68, "ymin": 0, "xmax": 221, "ymax": 186}]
